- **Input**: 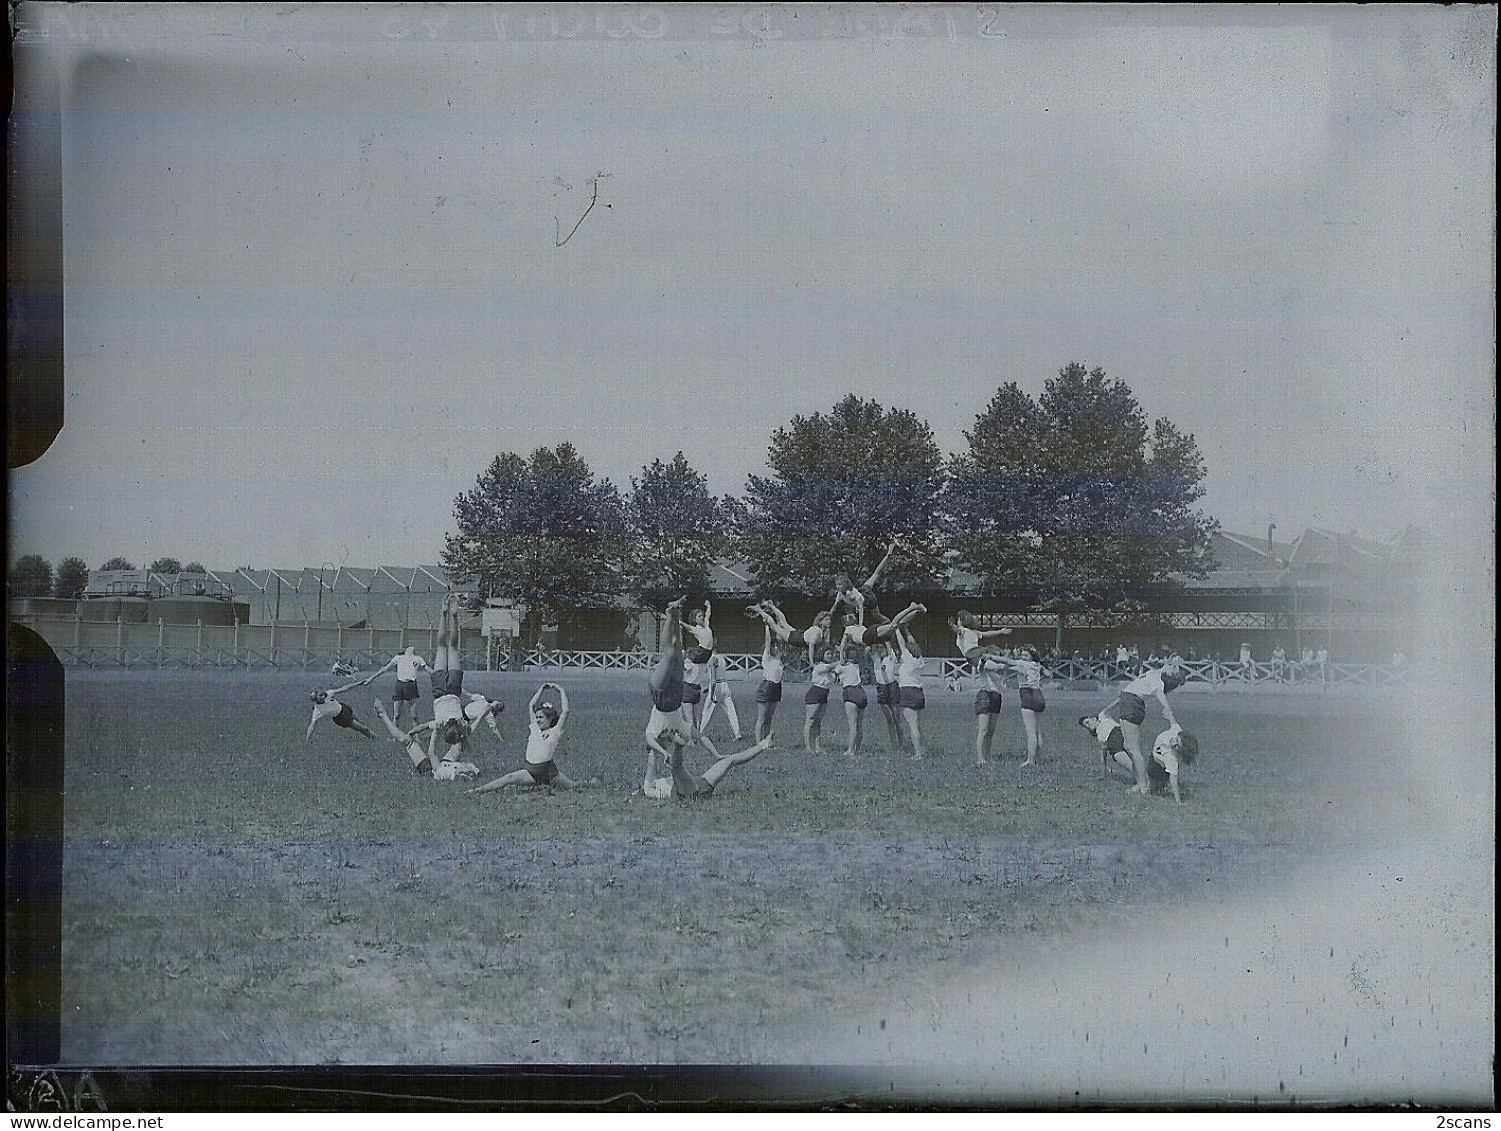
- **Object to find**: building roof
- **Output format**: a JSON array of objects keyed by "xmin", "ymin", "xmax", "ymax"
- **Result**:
[{"xmin": 117, "ymin": 524, "xmax": 1419, "ymax": 610}]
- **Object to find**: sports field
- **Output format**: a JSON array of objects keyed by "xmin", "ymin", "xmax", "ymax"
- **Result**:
[{"xmin": 58, "ymin": 668, "xmax": 1492, "ymax": 1103}]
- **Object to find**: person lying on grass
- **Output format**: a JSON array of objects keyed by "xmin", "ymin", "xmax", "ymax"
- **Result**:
[
  {"xmin": 373, "ymin": 699, "xmax": 478, "ymax": 781},
  {"xmin": 466, "ymin": 683, "xmax": 590, "ymax": 795},
  {"xmin": 1079, "ymin": 715, "xmax": 1198, "ymax": 804},
  {"xmin": 642, "ymin": 732, "xmax": 776, "ymax": 800},
  {"xmin": 306, "ymin": 678, "xmax": 377, "ymax": 741}
]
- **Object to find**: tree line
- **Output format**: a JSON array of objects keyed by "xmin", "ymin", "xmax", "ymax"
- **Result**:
[
  {"xmin": 441, "ymin": 364, "xmax": 1218, "ymax": 641},
  {"xmin": 8, "ymin": 556, "xmax": 208, "ymax": 600}
]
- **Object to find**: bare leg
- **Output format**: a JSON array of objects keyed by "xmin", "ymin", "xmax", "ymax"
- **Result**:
[
  {"xmin": 842, "ymin": 702, "xmax": 863, "ymax": 757},
  {"xmin": 1021, "ymin": 709, "xmax": 1042, "ymax": 766},
  {"xmin": 881, "ymin": 702, "xmax": 904, "ymax": 751},
  {"xmin": 756, "ymin": 701, "xmax": 776, "ymax": 743},
  {"xmin": 701, "ymin": 737, "xmax": 773, "ymax": 789},
  {"xmin": 804, "ymin": 702, "xmax": 824, "ymax": 754},
  {"xmin": 668, "ymin": 742, "xmax": 699, "ymax": 798},
  {"xmin": 975, "ymin": 713, "xmax": 997, "ymax": 765},
  {"xmin": 349, "ymin": 718, "xmax": 376, "ymax": 740},
  {"xmin": 902, "ymin": 707, "xmax": 924, "ymax": 760},
  {"xmin": 1121, "ymin": 719, "xmax": 1149, "ymax": 791},
  {"xmin": 720, "ymin": 685, "xmax": 742, "ymax": 740},
  {"xmin": 692, "ymin": 725, "xmax": 722, "ymax": 762},
  {"xmin": 466, "ymin": 769, "xmax": 537, "ymax": 795},
  {"xmin": 763, "ymin": 602, "xmax": 796, "ymax": 642}
]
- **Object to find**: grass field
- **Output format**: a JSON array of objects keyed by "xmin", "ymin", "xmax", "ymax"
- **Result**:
[{"xmin": 56, "ymin": 667, "xmax": 1493, "ymax": 1101}]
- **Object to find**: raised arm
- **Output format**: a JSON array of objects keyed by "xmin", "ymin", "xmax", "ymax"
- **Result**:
[
  {"xmin": 329, "ymin": 677, "xmax": 367, "ymax": 696},
  {"xmin": 367, "ymin": 658, "xmax": 397, "ymax": 680},
  {"xmin": 305, "ymin": 709, "xmax": 319, "ymax": 741},
  {"xmin": 529, "ymin": 684, "xmax": 546, "ymax": 714},
  {"xmin": 555, "ymin": 685, "xmax": 571, "ymax": 727}
]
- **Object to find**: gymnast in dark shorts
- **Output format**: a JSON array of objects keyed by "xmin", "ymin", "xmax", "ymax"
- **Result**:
[
  {"xmin": 644, "ymin": 597, "xmax": 721, "ymax": 792},
  {"xmin": 894, "ymin": 626, "xmax": 928, "ymax": 761},
  {"xmin": 1097, "ymin": 662, "xmax": 1188, "ymax": 796},
  {"xmin": 803, "ymin": 647, "xmax": 837, "ymax": 755},
  {"xmin": 972, "ymin": 658, "xmax": 1006, "ymax": 766},
  {"xmin": 306, "ymin": 677, "xmax": 376, "ymax": 741}
]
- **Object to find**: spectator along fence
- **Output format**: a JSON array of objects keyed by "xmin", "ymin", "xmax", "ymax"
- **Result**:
[{"xmin": 11, "ymin": 614, "xmax": 1408, "ymax": 690}]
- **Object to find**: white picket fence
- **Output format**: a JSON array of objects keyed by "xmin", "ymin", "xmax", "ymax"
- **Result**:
[{"xmin": 11, "ymin": 616, "xmax": 1407, "ymax": 689}]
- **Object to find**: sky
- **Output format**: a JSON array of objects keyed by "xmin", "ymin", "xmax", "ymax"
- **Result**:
[{"xmin": 8, "ymin": 2, "xmax": 1496, "ymax": 571}]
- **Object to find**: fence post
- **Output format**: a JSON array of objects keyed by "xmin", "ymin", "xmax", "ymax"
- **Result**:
[
  {"xmin": 233, "ymin": 619, "xmax": 240, "ymax": 667},
  {"xmin": 196, "ymin": 619, "xmax": 203, "ymax": 663},
  {"xmin": 74, "ymin": 613, "xmax": 82, "ymax": 649},
  {"xmin": 157, "ymin": 618, "xmax": 164, "ymax": 667},
  {"xmin": 337, "ymin": 622, "xmax": 343, "ymax": 658},
  {"xmin": 116, "ymin": 616, "xmax": 124, "ymax": 664},
  {"xmin": 303, "ymin": 621, "xmax": 311, "ymax": 670},
  {"xmin": 271, "ymin": 620, "xmax": 279, "ymax": 666}
]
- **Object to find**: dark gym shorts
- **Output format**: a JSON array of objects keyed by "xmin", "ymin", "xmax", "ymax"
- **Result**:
[
  {"xmin": 755, "ymin": 680, "xmax": 783, "ymax": 705},
  {"xmin": 333, "ymin": 703, "xmax": 355, "ymax": 728},
  {"xmin": 899, "ymin": 685, "xmax": 926, "ymax": 711},
  {"xmin": 430, "ymin": 669, "xmax": 464, "ymax": 698},
  {"xmin": 1019, "ymin": 687, "xmax": 1046, "ymax": 713},
  {"xmin": 682, "ymin": 685, "xmax": 703, "ymax": 706},
  {"xmin": 974, "ymin": 689, "xmax": 1003, "ymax": 715},
  {"xmin": 1118, "ymin": 692, "xmax": 1146, "ymax": 725},
  {"xmin": 805, "ymin": 685, "xmax": 830, "ymax": 706},
  {"xmin": 842, "ymin": 685, "xmax": 868, "ymax": 708},
  {"xmin": 526, "ymin": 760, "xmax": 559, "ymax": 785},
  {"xmin": 393, "ymin": 679, "xmax": 419, "ymax": 702},
  {"xmin": 687, "ymin": 646, "xmax": 713, "ymax": 665},
  {"xmin": 875, "ymin": 682, "xmax": 893, "ymax": 706},
  {"xmin": 652, "ymin": 684, "xmax": 684, "ymax": 713}
]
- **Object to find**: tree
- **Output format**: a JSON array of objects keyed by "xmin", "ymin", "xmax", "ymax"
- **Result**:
[
  {"xmin": 184, "ymin": 561, "xmax": 207, "ymax": 574},
  {"xmin": 441, "ymin": 443, "xmax": 627, "ymax": 645},
  {"xmin": 149, "ymin": 557, "xmax": 183, "ymax": 574},
  {"xmin": 99, "ymin": 557, "xmax": 136, "ymax": 571},
  {"xmin": 945, "ymin": 363, "xmax": 1216, "ymax": 637},
  {"xmin": 54, "ymin": 556, "xmax": 90, "ymax": 599},
  {"xmin": 9, "ymin": 554, "xmax": 53, "ymax": 598},
  {"xmin": 620, "ymin": 453, "xmax": 728, "ymax": 609},
  {"xmin": 738, "ymin": 395, "xmax": 947, "ymax": 595}
]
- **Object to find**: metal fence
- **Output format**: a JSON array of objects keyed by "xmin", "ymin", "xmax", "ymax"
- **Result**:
[
  {"xmin": 12, "ymin": 616, "xmax": 492, "ymax": 671},
  {"xmin": 12, "ymin": 616, "xmax": 1408, "ymax": 688}
]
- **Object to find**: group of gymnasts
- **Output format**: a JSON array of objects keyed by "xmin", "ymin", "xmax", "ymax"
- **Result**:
[
  {"xmin": 307, "ymin": 545, "xmax": 1199, "ymax": 803},
  {"xmin": 639, "ymin": 540, "xmax": 1197, "ymax": 802}
]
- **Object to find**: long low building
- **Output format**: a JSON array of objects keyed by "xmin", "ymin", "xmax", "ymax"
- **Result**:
[{"xmin": 8, "ymin": 526, "xmax": 1420, "ymax": 662}]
